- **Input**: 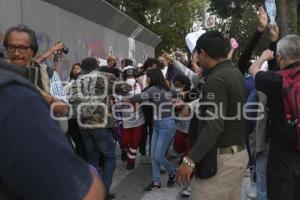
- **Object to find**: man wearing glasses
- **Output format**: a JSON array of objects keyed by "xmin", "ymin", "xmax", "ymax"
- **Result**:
[{"xmin": 3, "ymin": 24, "xmax": 68, "ymax": 116}]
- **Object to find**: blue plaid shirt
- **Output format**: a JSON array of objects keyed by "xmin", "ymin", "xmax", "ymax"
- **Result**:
[{"xmin": 50, "ymin": 71, "xmax": 67, "ymax": 102}]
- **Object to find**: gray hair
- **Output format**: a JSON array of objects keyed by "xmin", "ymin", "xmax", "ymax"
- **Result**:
[{"xmin": 277, "ymin": 34, "xmax": 300, "ymax": 59}]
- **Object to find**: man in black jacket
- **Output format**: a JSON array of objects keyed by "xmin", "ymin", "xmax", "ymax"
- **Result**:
[{"xmin": 249, "ymin": 35, "xmax": 300, "ymax": 200}]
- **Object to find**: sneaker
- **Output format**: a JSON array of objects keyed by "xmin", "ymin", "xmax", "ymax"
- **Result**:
[
  {"xmin": 160, "ymin": 166, "xmax": 166, "ymax": 174},
  {"xmin": 247, "ymin": 182, "xmax": 257, "ymax": 200},
  {"xmin": 126, "ymin": 162, "xmax": 135, "ymax": 170},
  {"xmin": 167, "ymin": 174, "xmax": 176, "ymax": 187},
  {"xmin": 144, "ymin": 182, "xmax": 161, "ymax": 192},
  {"xmin": 121, "ymin": 151, "xmax": 127, "ymax": 161},
  {"xmin": 105, "ymin": 192, "xmax": 115, "ymax": 200},
  {"xmin": 181, "ymin": 185, "xmax": 192, "ymax": 197}
]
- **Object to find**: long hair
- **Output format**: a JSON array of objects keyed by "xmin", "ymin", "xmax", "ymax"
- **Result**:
[
  {"xmin": 69, "ymin": 63, "xmax": 81, "ymax": 80},
  {"xmin": 174, "ymin": 74, "xmax": 191, "ymax": 91},
  {"xmin": 146, "ymin": 68, "xmax": 170, "ymax": 91}
]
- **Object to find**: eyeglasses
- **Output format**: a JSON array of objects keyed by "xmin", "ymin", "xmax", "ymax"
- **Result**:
[{"xmin": 6, "ymin": 44, "xmax": 32, "ymax": 53}]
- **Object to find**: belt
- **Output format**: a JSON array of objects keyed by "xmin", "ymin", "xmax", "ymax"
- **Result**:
[{"xmin": 218, "ymin": 144, "xmax": 245, "ymax": 155}]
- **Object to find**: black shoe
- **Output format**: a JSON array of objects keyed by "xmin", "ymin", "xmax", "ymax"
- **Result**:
[
  {"xmin": 105, "ymin": 192, "xmax": 115, "ymax": 200},
  {"xmin": 144, "ymin": 182, "xmax": 161, "ymax": 192},
  {"xmin": 126, "ymin": 162, "xmax": 135, "ymax": 170},
  {"xmin": 167, "ymin": 174, "xmax": 176, "ymax": 187},
  {"xmin": 121, "ymin": 151, "xmax": 127, "ymax": 161}
]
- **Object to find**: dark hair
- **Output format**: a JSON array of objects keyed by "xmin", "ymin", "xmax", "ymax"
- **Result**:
[
  {"xmin": 123, "ymin": 67, "xmax": 138, "ymax": 79},
  {"xmin": 146, "ymin": 68, "xmax": 170, "ymax": 91},
  {"xmin": 81, "ymin": 57, "xmax": 99, "ymax": 73},
  {"xmin": 195, "ymin": 31, "xmax": 229, "ymax": 59},
  {"xmin": 69, "ymin": 63, "xmax": 81, "ymax": 80},
  {"xmin": 3, "ymin": 25, "xmax": 39, "ymax": 56},
  {"xmin": 122, "ymin": 58, "xmax": 133, "ymax": 67},
  {"xmin": 99, "ymin": 66, "xmax": 121, "ymax": 78},
  {"xmin": 143, "ymin": 58, "xmax": 161, "ymax": 70},
  {"xmin": 174, "ymin": 74, "xmax": 191, "ymax": 91}
]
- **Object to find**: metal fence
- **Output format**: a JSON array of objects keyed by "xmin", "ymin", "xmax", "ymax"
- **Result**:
[{"xmin": 0, "ymin": 0, "xmax": 161, "ymax": 80}]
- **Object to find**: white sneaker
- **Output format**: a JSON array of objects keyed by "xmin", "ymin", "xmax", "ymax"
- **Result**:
[
  {"xmin": 181, "ymin": 185, "xmax": 192, "ymax": 197},
  {"xmin": 247, "ymin": 182, "xmax": 257, "ymax": 200}
]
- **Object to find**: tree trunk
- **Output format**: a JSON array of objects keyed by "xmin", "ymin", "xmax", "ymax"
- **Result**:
[
  {"xmin": 298, "ymin": 3, "xmax": 300, "ymax": 34},
  {"xmin": 287, "ymin": 0, "xmax": 298, "ymax": 34},
  {"xmin": 276, "ymin": 0, "xmax": 298, "ymax": 36},
  {"xmin": 276, "ymin": 0, "xmax": 289, "ymax": 36}
]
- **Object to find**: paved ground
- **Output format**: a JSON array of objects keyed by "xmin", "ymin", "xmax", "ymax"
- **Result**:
[{"xmin": 110, "ymin": 147, "xmax": 256, "ymax": 200}]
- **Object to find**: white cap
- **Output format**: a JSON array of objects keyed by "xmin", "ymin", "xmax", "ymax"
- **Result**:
[
  {"xmin": 137, "ymin": 63, "xmax": 143, "ymax": 68},
  {"xmin": 185, "ymin": 30, "xmax": 206, "ymax": 53}
]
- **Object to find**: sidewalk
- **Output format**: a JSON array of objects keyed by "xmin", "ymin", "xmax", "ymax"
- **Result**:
[{"xmin": 110, "ymin": 147, "xmax": 256, "ymax": 200}]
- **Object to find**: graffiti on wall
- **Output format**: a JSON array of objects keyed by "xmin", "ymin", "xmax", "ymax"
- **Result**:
[{"xmin": 0, "ymin": 29, "xmax": 150, "ymax": 80}]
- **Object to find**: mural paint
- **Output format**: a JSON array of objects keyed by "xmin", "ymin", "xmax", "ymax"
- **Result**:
[{"xmin": 0, "ymin": 29, "xmax": 149, "ymax": 80}]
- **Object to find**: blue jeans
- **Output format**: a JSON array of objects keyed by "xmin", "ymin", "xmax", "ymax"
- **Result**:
[
  {"xmin": 151, "ymin": 117, "xmax": 176, "ymax": 183},
  {"xmin": 80, "ymin": 128, "xmax": 116, "ymax": 191},
  {"xmin": 256, "ymin": 150, "xmax": 268, "ymax": 200}
]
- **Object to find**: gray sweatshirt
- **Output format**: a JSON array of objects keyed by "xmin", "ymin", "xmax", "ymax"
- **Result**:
[{"xmin": 129, "ymin": 86, "xmax": 174, "ymax": 120}]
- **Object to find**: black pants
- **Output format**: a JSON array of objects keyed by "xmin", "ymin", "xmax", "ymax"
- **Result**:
[
  {"xmin": 139, "ymin": 106, "xmax": 153, "ymax": 156},
  {"xmin": 139, "ymin": 120, "xmax": 153, "ymax": 156},
  {"xmin": 67, "ymin": 119, "xmax": 87, "ymax": 160},
  {"xmin": 267, "ymin": 158, "xmax": 300, "ymax": 200}
]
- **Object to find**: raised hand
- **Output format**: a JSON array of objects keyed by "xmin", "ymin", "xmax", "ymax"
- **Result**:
[
  {"xmin": 52, "ymin": 42, "xmax": 65, "ymax": 53},
  {"xmin": 261, "ymin": 49, "xmax": 274, "ymax": 61},
  {"xmin": 257, "ymin": 6, "xmax": 268, "ymax": 32}
]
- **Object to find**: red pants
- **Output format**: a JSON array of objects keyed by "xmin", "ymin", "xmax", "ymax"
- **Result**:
[
  {"xmin": 173, "ymin": 130, "xmax": 191, "ymax": 156},
  {"xmin": 121, "ymin": 126, "xmax": 143, "ymax": 163}
]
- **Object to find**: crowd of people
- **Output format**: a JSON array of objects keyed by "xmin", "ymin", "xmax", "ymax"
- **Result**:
[{"xmin": 0, "ymin": 5, "xmax": 300, "ymax": 200}]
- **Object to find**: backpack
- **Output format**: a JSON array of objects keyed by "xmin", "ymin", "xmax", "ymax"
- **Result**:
[{"xmin": 277, "ymin": 66, "xmax": 300, "ymax": 150}]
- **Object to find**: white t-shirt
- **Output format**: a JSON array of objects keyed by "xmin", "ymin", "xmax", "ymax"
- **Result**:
[
  {"xmin": 161, "ymin": 66, "xmax": 168, "ymax": 79},
  {"xmin": 122, "ymin": 83, "xmax": 145, "ymax": 129}
]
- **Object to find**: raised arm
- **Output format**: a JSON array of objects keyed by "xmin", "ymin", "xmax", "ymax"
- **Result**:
[
  {"xmin": 268, "ymin": 25, "xmax": 279, "ymax": 71},
  {"xmin": 33, "ymin": 42, "xmax": 65, "ymax": 64},
  {"xmin": 238, "ymin": 6, "xmax": 268, "ymax": 74}
]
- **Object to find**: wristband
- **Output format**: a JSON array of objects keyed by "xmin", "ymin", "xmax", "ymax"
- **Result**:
[{"xmin": 182, "ymin": 157, "xmax": 195, "ymax": 168}]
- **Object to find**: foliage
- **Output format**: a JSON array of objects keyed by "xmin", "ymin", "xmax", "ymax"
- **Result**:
[
  {"xmin": 210, "ymin": 1, "xmax": 270, "ymax": 57},
  {"xmin": 105, "ymin": 0, "xmax": 205, "ymax": 55}
]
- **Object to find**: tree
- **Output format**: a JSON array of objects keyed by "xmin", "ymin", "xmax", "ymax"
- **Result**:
[
  {"xmin": 105, "ymin": 0, "xmax": 205, "ymax": 55},
  {"xmin": 210, "ymin": 0, "xmax": 299, "ymax": 37},
  {"xmin": 209, "ymin": 1, "xmax": 269, "ymax": 56}
]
